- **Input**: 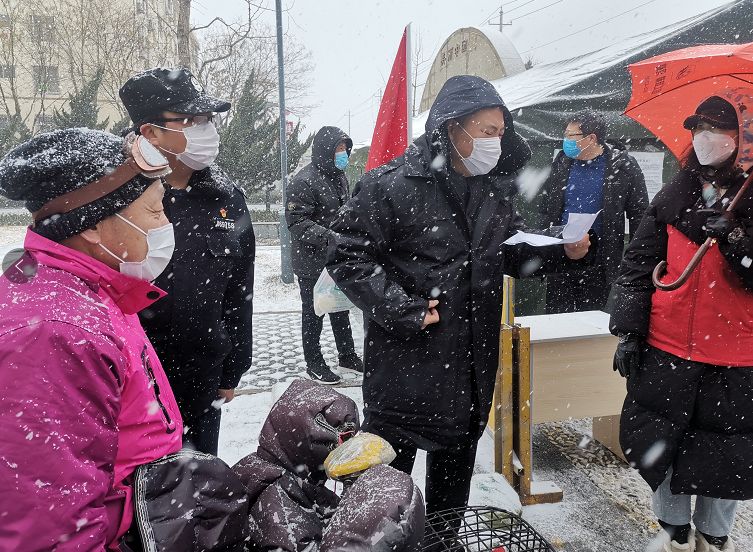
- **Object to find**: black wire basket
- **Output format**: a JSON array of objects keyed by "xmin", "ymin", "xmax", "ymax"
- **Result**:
[{"xmin": 422, "ymin": 506, "xmax": 555, "ymax": 552}]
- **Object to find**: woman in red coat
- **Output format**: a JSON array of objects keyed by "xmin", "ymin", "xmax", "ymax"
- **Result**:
[{"xmin": 610, "ymin": 90, "xmax": 753, "ymax": 552}]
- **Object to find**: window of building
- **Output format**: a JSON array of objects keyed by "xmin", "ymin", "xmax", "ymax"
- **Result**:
[
  {"xmin": 0, "ymin": 13, "xmax": 11, "ymax": 41},
  {"xmin": 29, "ymin": 14, "xmax": 54, "ymax": 43},
  {"xmin": 32, "ymin": 65, "xmax": 60, "ymax": 94},
  {"xmin": 0, "ymin": 65, "xmax": 14, "ymax": 79},
  {"xmin": 0, "ymin": 114, "xmax": 9, "ymax": 129}
]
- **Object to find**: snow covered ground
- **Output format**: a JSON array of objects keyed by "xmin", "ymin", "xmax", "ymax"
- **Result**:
[
  {"xmin": 253, "ymin": 245, "xmax": 305, "ymax": 312},
  {"xmin": 0, "ymin": 225, "xmax": 24, "ymax": 250}
]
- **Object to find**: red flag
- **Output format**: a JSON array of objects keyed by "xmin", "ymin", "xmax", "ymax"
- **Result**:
[{"xmin": 366, "ymin": 27, "xmax": 410, "ymax": 171}]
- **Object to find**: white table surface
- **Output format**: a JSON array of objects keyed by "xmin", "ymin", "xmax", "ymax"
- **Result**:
[{"xmin": 515, "ymin": 310, "xmax": 612, "ymax": 343}]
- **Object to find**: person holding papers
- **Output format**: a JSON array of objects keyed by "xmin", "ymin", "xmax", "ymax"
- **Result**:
[
  {"xmin": 539, "ymin": 109, "xmax": 648, "ymax": 313},
  {"xmin": 326, "ymin": 76, "xmax": 595, "ymax": 514}
]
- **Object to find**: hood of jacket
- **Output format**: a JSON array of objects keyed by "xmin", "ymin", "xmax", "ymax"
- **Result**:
[
  {"xmin": 313, "ymin": 126, "xmax": 353, "ymax": 176},
  {"xmin": 416, "ymin": 75, "xmax": 530, "ymax": 180},
  {"xmin": 257, "ymin": 379, "xmax": 360, "ymax": 483}
]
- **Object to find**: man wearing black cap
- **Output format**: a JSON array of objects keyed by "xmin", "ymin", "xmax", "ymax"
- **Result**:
[{"xmin": 119, "ymin": 67, "xmax": 255, "ymax": 455}]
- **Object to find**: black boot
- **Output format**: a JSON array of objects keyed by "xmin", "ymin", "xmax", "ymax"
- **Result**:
[{"xmin": 338, "ymin": 353, "xmax": 364, "ymax": 374}]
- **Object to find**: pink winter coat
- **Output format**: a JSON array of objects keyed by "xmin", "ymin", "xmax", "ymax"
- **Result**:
[{"xmin": 0, "ymin": 230, "xmax": 183, "ymax": 550}]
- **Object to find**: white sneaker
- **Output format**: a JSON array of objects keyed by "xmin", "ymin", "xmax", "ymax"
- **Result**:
[
  {"xmin": 648, "ymin": 529, "xmax": 696, "ymax": 552},
  {"xmin": 696, "ymin": 533, "xmax": 735, "ymax": 552}
]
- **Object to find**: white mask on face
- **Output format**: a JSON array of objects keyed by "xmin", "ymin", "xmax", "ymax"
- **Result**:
[
  {"xmin": 693, "ymin": 130, "xmax": 737, "ymax": 167},
  {"xmin": 453, "ymin": 125, "xmax": 502, "ymax": 176},
  {"xmin": 99, "ymin": 214, "xmax": 175, "ymax": 281},
  {"xmin": 154, "ymin": 121, "xmax": 220, "ymax": 170}
]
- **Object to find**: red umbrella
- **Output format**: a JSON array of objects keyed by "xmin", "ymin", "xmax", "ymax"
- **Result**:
[
  {"xmin": 624, "ymin": 42, "xmax": 753, "ymax": 290},
  {"xmin": 625, "ymin": 41, "xmax": 753, "ymax": 164}
]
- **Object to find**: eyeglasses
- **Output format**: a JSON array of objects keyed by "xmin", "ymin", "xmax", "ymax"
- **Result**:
[
  {"xmin": 151, "ymin": 114, "xmax": 215, "ymax": 127},
  {"xmin": 564, "ymin": 132, "xmax": 584, "ymax": 139}
]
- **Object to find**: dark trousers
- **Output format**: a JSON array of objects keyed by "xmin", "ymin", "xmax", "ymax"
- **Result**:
[
  {"xmin": 545, "ymin": 270, "xmax": 610, "ymax": 314},
  {"xmin": 390, "ymin": 440, "xmax": 479, "ymax": 515},
  {"xmin": 184, "ymin": 404, "xmax": 222, "ymax": 456},
  {"xmin": 298, "ymin": 276, "xmax": 355, "ymax": 366}
]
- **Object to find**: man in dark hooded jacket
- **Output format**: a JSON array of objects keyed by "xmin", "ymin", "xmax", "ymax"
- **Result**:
[
  {"xmin": 327, "ymin": 75, "xmax": 593, "ymax": 513},
  {"xmin": 286, "ymin": 126, "xmax": 363, "ymax": 385}
]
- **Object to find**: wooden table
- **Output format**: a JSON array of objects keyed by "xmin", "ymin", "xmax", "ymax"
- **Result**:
[{"xmin": 516, "ymin": 310, "xmax": 625, "ymax": 459}]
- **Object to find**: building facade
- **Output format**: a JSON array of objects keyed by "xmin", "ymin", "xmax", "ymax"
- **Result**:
[
  {"xmin": 0, "ymin": 0, "xmax": 181, "ymax": 135},
  {"xmin": 419, "ymin": 27, "xmax": 527, "ymax": 113}
]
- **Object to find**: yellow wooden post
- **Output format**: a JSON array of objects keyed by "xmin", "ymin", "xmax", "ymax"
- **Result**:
[
  {"xmin": 502, "ymin": 275, "xmax": 515, "ymax": 326},
  {"xmin": 489, "ymin": 276, "xmax": 515, "ymax": 431},
  {"xmin": 492, "ymin": 277, "xmax": 563, "ymax": 504},
  {"xmin": 513, "ymin": 324, "xmax": 563, "ymax": 505},
  {"xmin": 513, "ymin": 326, "xmax": 532, "ymax": 500},
  {"xmin": 494, "ymin": 325, "xmax": 515, "ymax": 482}
]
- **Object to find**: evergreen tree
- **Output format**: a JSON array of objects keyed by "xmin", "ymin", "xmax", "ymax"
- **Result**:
[
  {"xmin": 109, "ymin": 115, "xmax": 134, "ymax": 137},
  {"xmin": 0, "ymin": 114, "xmax": 31, "ymax": 158},
  {"xmin": 217, "ymin": 72, "xmax": 312, "ymax": 196},
  {"xmin": 277, "ymin": 120, "xmax": 314, "ymax": 176},
  {"xmin": 53, "ymin": 69, "xmax": 109, "ymax": 130}
]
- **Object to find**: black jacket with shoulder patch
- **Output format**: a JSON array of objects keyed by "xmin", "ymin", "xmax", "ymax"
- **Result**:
[{"xmin": 139, "ymin": 166, "xmax": 255, "ymax": 424}]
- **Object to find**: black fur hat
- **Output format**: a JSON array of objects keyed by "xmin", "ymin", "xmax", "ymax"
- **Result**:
[{"xmin": 0, "ymin": 128, "xmax": 153, "ymax": 241}]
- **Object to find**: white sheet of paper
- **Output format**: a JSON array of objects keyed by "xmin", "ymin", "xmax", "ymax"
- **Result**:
[
  {"xmin": 503, "ymin": 211, "xmax": 601, "ymax": 247},
  {"xmin": 503, "ymin": 232, "xmax": 563, "ymax": 246}
]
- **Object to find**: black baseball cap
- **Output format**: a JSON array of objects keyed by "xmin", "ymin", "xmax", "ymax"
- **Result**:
[
  {"xmin": 683, "ymin": 96, "xmax": 738, "ymax": 131},
  {"xmin": 119, "ymin": 67, "xmax": 231, "ymax": 127}
]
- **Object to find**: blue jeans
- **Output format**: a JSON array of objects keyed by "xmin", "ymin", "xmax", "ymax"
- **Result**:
[{"xmin": 653, "ymin": 468, "xmax": 738, "ymax": 537}]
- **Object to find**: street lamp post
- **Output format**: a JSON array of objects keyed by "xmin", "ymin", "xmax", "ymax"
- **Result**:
[{"xmin": 276, "ymin": 0, "xmax": 294, "ymax": 284}]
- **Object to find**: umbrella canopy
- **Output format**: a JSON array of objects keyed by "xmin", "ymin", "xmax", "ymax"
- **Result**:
[{"xmin": 625, "ymin": 42, "xmax": 753, "ymax": 172}]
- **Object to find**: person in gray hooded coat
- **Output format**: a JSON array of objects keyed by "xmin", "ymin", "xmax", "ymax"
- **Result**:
[{"xmin": 286, "ymin": 126, "xmax": 363, "ymax": 385}]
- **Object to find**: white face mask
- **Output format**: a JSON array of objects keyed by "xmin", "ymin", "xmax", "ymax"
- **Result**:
[
  {"xmin": 693, "ymin": 130, "xmax": 737, "ymax": 167},
  {"xmin": 155, "ymin": 121, "xmax": 220, "ymax": 170},
  {"xmin": 453, "ymin": 125, "xmax": 502, "ymax": 176},
  {"xmin": 99, "ymin": 214, "xmax": 175, "ymax": 282}
]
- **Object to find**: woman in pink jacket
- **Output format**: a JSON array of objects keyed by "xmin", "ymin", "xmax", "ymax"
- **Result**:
[{"xmin": 0, "ymin": 128, "xmax": 184, "ymax": 550}]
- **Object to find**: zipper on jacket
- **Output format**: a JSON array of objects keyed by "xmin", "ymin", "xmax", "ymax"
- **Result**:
[
  {"xmin": 314, "ymin": 414, "xmax": 357, "ymax": 448},
  {"xmin": 141, "ymin": 346, "xmax": 176, "ymax": 434},
  {"xmin": 685, "ymin": 261, "xmax": 703, "ymax": 360}
]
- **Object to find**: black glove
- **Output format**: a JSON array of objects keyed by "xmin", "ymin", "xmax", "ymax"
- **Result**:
[
  {"xmin": 613, "ymin": 334, "xmax": 641, "ymax": 378},
  {"xmin": 705, "ymin": 212, "xmax": 737, "ymax": 242}
]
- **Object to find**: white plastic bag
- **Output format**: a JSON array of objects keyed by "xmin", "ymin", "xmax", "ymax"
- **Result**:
[{"xmin": 313, "ymin": 268, "xmax": 354, "ymax": 316}]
